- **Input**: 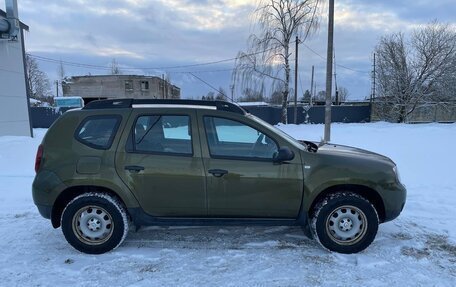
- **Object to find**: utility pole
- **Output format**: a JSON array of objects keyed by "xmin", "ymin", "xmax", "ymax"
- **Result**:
[
  {"xmin": 294, "ymin": 36, "xmax": 299, "ymax": 124},
  {"xmin": 162, "ymin": 74, "xmax": 166, "ymax": 99},
  {"xmin": 371, "ymin": 53, "xmax": 376, "ymax": 103},
  {"xmin": 334, "ymin": 50, "xmax": 338, "ymax": 105},
  {"xmin": 324, "ymin": 0, "xmax": 334, "ymax": 143},
  {"xmin": 314, "ymin": 83, "xmax": 317, "ymax": 102},
  {"xmin": 310, "ymin": 65, "xmax": 314, "ymax": 105},
  {"xmin": 55, "ymin": 80, "xmax": 59, "ymax": 97}
]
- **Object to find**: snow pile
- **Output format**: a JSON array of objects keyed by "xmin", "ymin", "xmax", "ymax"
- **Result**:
[{"xmin": 0, "ymin": 123, "xmax": 455, "ymax": 286}]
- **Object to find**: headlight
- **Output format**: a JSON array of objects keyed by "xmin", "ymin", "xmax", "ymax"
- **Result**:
[{"xmin": 393, "ymin": 166, "xmax": 402, "ymax": 182}]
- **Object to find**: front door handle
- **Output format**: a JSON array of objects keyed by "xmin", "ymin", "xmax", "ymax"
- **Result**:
[
  {"xmin": 125, "ymin": 165, "xmax": 145, "ymax": 172},
  {"xmin": 208, "ymin": 169, "xmax": 228, "ymax": 177}
]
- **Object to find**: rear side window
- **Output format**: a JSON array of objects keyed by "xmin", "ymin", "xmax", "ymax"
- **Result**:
[
  {"xmin": 75, "ymin": 115, "xmax": 121, "ymax": 149},
  {"xmin": 132, "ymin": 115, "xmax": 192, "ymax": 155}
]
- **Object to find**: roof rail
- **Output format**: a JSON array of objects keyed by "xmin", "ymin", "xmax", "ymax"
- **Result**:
[{"xmin": 83, "ymin": 99, "xmax": 247, "ymax": 115}]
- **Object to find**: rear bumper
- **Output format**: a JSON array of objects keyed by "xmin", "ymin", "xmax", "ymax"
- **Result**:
[{"xmin": 36, "ymin": 204, "xmax": 52, "ymax": 219}]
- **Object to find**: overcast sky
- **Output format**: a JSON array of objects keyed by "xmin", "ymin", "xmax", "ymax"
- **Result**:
[{"xmin": 4, "ymin": 0, "xmax": 456, "ymax": 100}]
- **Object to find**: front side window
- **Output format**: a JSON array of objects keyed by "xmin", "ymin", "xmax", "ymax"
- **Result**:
[
  {"xmin": 133, "ymin": 115, "xmax": 192, "ymax": 155},
  {"xmin": 76, "ymin": 116, "xmax": 121, "ymax": 149},
  {"xmin": 204, "ymin": 117, "xmax": 278, "ymax": 160}
]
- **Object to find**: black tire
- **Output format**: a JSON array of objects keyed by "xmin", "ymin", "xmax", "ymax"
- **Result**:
[
  {"xmin": 61, "ymin": 193, "xmax": 129, "ymax": 254},
  {"xmin": 311, "ymin": 192, "xmax": 379, "ymax": 254}
]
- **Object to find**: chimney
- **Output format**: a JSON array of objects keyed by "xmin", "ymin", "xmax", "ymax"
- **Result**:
[{"xmin": 0, "ymin": 0, "xmax": 20, "ymax": 38}]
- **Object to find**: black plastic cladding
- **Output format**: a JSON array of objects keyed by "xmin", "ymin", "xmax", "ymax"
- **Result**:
[{"xmin": 83, "ymin": 99, "xmax": 247, "ymax": 115}]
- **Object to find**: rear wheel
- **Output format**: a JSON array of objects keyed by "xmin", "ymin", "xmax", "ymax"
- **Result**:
[
  {"xmin": 311, "ymin": 192, "xmax": 379, "ymax": 254},
  {"xmin": 61, "ymin": 193, "xmax": 129, "ymax": 254}
]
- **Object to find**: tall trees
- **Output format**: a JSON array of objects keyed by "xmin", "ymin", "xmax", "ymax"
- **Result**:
[
  {"xmin": 239, "ymin": 88, "xmax": 265, "ymax": 102},
  {"xmin": 234, "ymin": 0, "xmax": 320, "ymax": 123},
  {"xmin": 25, "ymin": 53, "xmax": 52, "ymax": 103},
  {"xmin": 375, "ymin": 21, "xmax": 456, "ymax": 122},
  {"xmin": 337, "ymin": 86, "xmax": 349, "ymax": 103},
  {"xmin": 110, "ymin": 58, "xmax": 122, "ymax": 75}
]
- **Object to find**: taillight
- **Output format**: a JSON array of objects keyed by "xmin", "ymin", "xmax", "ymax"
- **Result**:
[{"xmin": 35, "ymin": 144, "xmax": 44, "ymax": 173}]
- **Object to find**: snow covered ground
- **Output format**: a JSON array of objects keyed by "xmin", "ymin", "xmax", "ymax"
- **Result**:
[{"xmin": 0, "ymin": 123, "xmax": 455, "ymax": 286}]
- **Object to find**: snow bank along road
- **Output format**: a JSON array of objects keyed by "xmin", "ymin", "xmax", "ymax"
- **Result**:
[{"xmin": 0, "ymin": 123, "xmax": 455, "ymax": 286}]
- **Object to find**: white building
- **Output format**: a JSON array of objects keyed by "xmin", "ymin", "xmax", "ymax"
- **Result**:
[{"xmin": 0, "ymin": 1, "xmax": 32, "ymax": 137}]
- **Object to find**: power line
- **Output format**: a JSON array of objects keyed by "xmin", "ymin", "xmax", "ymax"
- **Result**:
[
  {"xmin": 29, "ymin": 39, "xmax": 370, "ymax": 87},
  {"xmin": 30, "ymin": 54, "xmax": 237, "ymax": 71},
  {"xmin": 27, "ymin": 43, "xmax": 289, "ymax": 72},
  {"xmin": 170, "ymin": 68, "xmax": 235, "ymax": 74},
  {"xmin": 302, "ymin": 43, "xmax": 370, "ymax": 74},
  {"xmin": 188, "ymin": 72, "xmax": 231, "ymax": 101},
  {"xmin": 28, "ymin": 39, "xmax": 301, "ymax": 73}
]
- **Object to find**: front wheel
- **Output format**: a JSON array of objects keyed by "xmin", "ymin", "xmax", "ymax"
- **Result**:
[
  {"xmin": 311, "ymin": 192, "xmax": 379, "ymax": 254},
  {"xmin": 61, "ymin": 193, "xmax": 129, "ymax": 254}
]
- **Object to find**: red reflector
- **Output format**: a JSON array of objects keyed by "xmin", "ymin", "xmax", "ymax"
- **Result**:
[{"xmin": 35, "ymin": 144, "xmax": 43, "ymax": 173}]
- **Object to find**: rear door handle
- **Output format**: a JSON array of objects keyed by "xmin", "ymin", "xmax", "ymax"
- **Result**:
[
  {"xmin": 208, "ymin": 169, "xmax": 228, "ymax": 177},
  {"xmin": 125, "ymin": 165, "xmax": 145, "ymax": 172}
]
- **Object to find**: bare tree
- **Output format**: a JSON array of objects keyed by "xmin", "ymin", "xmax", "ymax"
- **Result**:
[
  {"xmin": 25, "ymin": 53, "xmax": 52, "ymax": 104},
  {"xmin": 110, "ymin": 58, "xmax": 122, "ymax": 75},
  {"xmin": 375, "ymin": 21, "xmax": 456, "ymax": 122},
  {"xmin": 234, "ymin": 0, "xmax": 320, "ymax": 123},
  {"xmin": 202, "ymin": 91, "xmax": 215, "ymax": 101},
  {"xmin": 216, "ymin": 87, "xmax": 227, "ymax": 100},
  {"xmin": 314, "ymin": 90, "xmax": 326, "ymax": 102},
  {"xmin": 337, "ymin": 86, "xmax": 349, "ymax": 102},
  {"xmin": 239, "ymin": 88, "xmax": 265, "ymax": 102},
  {"xmin": 302, "ymin": 89, "xmax": 311, "ymax": 102},
  {"xmin": 269, "ymin": 90, "xmax": 283, "ymax": 104}
]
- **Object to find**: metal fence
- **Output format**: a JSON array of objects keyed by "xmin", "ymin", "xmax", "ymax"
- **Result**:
[
  {"xmin": 30, "ymin": 107, "xmax": 73, "ymax": 128},
  {"xmin": 371, "ymin": 102, "xmax": 456, "ymax": 123},
  {"xmin": 30, "ymin": 104, "xmax": 372, "ymax": 129},
  {"xmin": 245, "ymin": 105, "xmax": 371, "ymax": 125}
]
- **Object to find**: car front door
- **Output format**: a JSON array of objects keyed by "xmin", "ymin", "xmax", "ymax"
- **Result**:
[
  {"xmin": 116, "ymin": 109, "xmax": 206, "ymax": 216},
  {"xmin": 199, "ymin": 111, "xmax": 303, "ymax": 218}
]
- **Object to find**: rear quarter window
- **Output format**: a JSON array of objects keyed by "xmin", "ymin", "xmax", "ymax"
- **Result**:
[{"xmin": 75, "ymin": 115, "xmax": 121, "ymax": 149}]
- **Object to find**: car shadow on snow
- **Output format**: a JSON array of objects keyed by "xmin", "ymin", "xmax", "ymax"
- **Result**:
[{"xmin": 123, "ymin": 225, "xmax": 318, "ymax": 251}]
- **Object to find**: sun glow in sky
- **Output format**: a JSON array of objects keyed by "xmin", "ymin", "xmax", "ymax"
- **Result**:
[{"xmin": 4, "ymin": 0, "xmax": 454, "ymax": 100}]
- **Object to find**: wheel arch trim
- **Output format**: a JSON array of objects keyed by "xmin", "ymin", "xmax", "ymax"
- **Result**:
[
  {"xmin": 51, "ymin": 185, "xmax": 135, "ymax": 228},
  {"xmin": 307, "ymin": 184, "xmax": 386, "ymax": 223}
]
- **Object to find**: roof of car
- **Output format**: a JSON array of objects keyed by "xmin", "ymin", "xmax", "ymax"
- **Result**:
[{"xmin": 83, "ymin": 99, "xmax": 247, "ymax": 115}]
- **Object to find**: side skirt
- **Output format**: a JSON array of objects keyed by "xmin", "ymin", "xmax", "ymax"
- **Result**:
[{"xmin": 128, "ymin": 208, "xmax": 310, "ymax": 238}]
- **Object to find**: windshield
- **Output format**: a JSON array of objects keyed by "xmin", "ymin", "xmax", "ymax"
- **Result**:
[{"xmin": 247, "ymin": 114, "xmax": 304, "ymax": 149}]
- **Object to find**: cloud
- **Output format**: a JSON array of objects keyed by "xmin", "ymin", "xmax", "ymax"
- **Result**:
[{"xmin": 12, "ymin": 0, "xmax": 456, "ymax": 100}]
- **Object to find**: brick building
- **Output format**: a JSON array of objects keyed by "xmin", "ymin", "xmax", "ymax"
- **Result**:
[{"xmin": 62, "ymin": 75, "xmax": 180, "ymax": 104}]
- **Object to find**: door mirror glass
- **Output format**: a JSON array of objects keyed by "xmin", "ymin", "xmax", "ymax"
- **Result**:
[{"xmin": 273, "ymin": 147, "xmax": 295, "ymax": 163}]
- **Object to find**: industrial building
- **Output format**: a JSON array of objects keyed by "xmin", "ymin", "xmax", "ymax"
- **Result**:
[{"xmin": 62, "ymin": 75, "xmax": 180, "ymax": 104}]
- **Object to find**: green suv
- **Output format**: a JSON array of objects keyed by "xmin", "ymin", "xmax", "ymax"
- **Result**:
[{"xmin": 32, "ymin": 99, "xmax": 406, "ymax": 254}]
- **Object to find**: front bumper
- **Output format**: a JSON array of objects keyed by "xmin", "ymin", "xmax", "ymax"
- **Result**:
[{"xmin": 382, "ymin": 182, "xmax": 407, "ymax": 222}]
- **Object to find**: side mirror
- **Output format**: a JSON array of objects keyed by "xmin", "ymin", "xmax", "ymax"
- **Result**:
[{"xmin": 273, "ymin": 146, "xmax": 295, "ymax": 163}]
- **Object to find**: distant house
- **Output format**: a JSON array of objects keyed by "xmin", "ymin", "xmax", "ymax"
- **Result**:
[{"xmin": 62, "ymin": 75, "xmax": 180, "ymax": 104}]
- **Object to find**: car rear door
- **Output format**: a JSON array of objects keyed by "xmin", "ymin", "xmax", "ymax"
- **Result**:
[{"xmin": 115, "ymin": 108, "xmax": 206, "ymax": 216}]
